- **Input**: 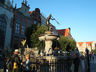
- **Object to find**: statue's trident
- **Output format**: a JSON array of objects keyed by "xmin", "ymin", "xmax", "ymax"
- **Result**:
[{"xmin": 47, "ymin": 14, "xmax": 60, "ymax": 30}]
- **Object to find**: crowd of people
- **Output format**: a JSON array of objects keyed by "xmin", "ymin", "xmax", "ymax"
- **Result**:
[
  {"xmin": 72, "ymin": 48, "xmax": 96, "ymax": 72},
  {"xmin": 5, "ymin": 49, "xmax": 32, "ymax": 72},
  {"xmin": 0, "ymin": 48, "xmax": 96, "ymax": 72}
]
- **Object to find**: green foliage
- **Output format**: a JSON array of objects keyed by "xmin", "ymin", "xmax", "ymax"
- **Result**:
[
  {"xmin": 52, "ymin": 39, "xmax": 61, "ymax": 50},
  {"xmin": 25, "ymin": 24, "xmax": 76, "ymax": 51},
  {"xmin": 92, "ymin": 49, "xmax": 96, "ymax": 54},
  {"xmin": 25, "ymin": 24, "xmax": 48, "ymax": 50},
  {"xmin": 25, "ymin": 24, "xmax": 37, "ymax": 47},
  {"xmin": 58, "ymin": 36, "xmax": 76, "ymax": 51}
]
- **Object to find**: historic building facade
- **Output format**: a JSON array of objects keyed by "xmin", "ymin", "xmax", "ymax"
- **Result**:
[
  {"xmin": 29, "ymin": 8, "xmax": 41, "ymax": 25},
  {"xmin": 29, "ymin": 8, "xmax": 47, "ymax": 25},
  {"xmin": 11, "ymin": 1, "xmax": 32, "ymax": 49},
  {"xmin": 56, "ymin": 28, "xmax": 73, "ymax": 39},
  {"xmin": 40, "ymin": 13, "xmax": 47, "ymax": 25},
  {"xmin": 11, "ymin": 1, "xmax": 46, "ymax": 49},
  {"xmin": 1, "ymin": 0, "xmax": 73, "ymax": 50},
  {"xmin": 77, "ymin": 41, "xmax": 96, "ymax": 52},
  {"xmin": 0, "ymin": 0, "xmax": 13, "ymax": 49}
]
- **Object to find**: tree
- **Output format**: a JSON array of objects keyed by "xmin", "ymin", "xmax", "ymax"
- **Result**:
[
  {"xmin": 25, "ymin": 24, "xmax": 48, "ymax": 50},
  {"xmin": 58, "ymin": 36, "xmax": 76, "ymax": 51},
  {"xmin": 25, "ymin": 24, "xmax": 37, "ymax": 47},
  {"xmin": 52, "ymin": 39, "xmax": 61, "ymax": 50},
  {"xmin": 92, "ymin": 49, "xmax": 96, "ymax": 54}
]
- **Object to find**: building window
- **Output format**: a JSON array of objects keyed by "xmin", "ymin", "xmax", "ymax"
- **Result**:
[
  {"xmin": 34, "ymin": 20, "xmax": 37, "ymax": 24},
  {"xmin": 0, "ymin": 16, "xmax": 7, "ymax": 49},
  {"xmin": 15, "ymin": 23, "xmax": 20, "ymax": 34},
  {"xmin": 21, "ymin": 25, "xmax": 25, "ymax": 35}
]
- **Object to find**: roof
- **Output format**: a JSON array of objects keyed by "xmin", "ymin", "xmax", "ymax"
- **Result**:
[
  {"xmin": 86, "ymin": 41, "xmax": 93, "ymax": 46},
  {"xmin": 65, "ymin": 28, "xmax": 70, "ymax": 37},
  {"xmin": 78, "ymin": 42, "xmax": 84, "ymax": 46},
  {"xmin": 77, "ymin": 41, "xmax": 94, "ymax": 47},
  {"xmin": 29, "ymin": 11, "xmax": 34, "ymax": 15},
  {"xmin": 56, "ymin": 28, "xmax": 70, "ymax": 37}
]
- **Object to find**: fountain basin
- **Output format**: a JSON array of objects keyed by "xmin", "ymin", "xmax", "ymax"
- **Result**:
[
  {"xmin": 39, "ymin": 35, "xmax": 45, "ymax": 41},
  {"xmin": 39, "ymin": 35, "xmax": 58, "ymax": 41},
  {"xmin": 45, "ymin": 35, "xmax": 58, "ymax": 40}
]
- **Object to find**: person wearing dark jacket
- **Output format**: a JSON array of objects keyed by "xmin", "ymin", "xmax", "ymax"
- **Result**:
[
  {"xmin": 73, "ymin": 53, "xmax": 80, "ymax": 72},
  {"xmin": 73, "ymin": 48, "xmax": 80, "ymax": 72},
  {"xmin": 12, "ymin": 49, "xmax": 22, "ymax": 72},
  {"xmin": 6, "ymin": 57, "xmax": 13, "ymax": 72}
]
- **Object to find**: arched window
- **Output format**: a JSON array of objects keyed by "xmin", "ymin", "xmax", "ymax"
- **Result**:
[{"xmin": 0, "ymin": 16, "xmax": 7, "ymax": 49}]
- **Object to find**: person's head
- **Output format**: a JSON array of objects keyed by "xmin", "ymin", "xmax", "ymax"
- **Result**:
[
  {"xmin": 14, "ymin": 49, "xmax": 19, "ymax": 55},
  {"xmin": 81, "ymin": 55, "xmax": 84, "ymax": 60},
  {"xmin": 25, "ymin": 54, "xmax": 30, "ymax": 60},
  {"xmin": 73, "ymin": 54, "xmax": 77, "ymax": 59}
]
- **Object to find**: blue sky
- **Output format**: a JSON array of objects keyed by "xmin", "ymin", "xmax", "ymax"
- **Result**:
[{"xmin": 11, "ymin": 0, "xmax": 96, "ymax": 42}]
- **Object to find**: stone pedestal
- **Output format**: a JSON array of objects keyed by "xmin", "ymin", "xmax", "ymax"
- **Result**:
[
  {"xmin": 45, "ymin": 40, "xmax": 53, "ymax": 54},
  {"xmin": 39, "ymin": 31, "xmax": 58, "ymax": 55}
]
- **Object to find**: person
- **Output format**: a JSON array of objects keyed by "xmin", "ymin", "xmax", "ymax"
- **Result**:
[
  {"xmin": 91, "ymin": 52, "xmax": 94, "ymax": 60},
  {"xmin": 6, "ymin": 56, "xmax": 13, "ymax": 72},
  {"xmin": 85, "ymin": 48, "xmax": 90, "ymax": 72},
  {"xmin": 23, "ymin": 54, "xmax": 31, "ymax": 72},
  {"xmin": 79, "ymin": 55, "xmax": 85, "ymax": 72},
  {"xmin": 12, "ymin": 49, "xmax": 22, "ymax": 72},
  {"xmin": 73, "ymin": 48, "xmax": 80, "ymax": 72}
]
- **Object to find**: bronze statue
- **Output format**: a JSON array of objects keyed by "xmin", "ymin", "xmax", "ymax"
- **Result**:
[
  {"xmin": 47, "ymin": 14, "xmax": 55, "ymax": 25},
  {"xmin": 47, "ymin": 14, "xmax": 55, "ymax": 31},
  {"xmin": 46, "ymin": 14, "xmax": 59, "ymax": 31}
]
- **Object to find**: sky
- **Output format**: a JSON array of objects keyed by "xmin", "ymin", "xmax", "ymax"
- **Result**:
[{"xmin": 11, "ymin": 0, "xmax": 96, "ymax": 42}]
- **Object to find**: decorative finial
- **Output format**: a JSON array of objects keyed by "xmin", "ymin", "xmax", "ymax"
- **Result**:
[
  {"xmin": 12, "ymin": 0, "xmax": 14, "ymax": 6},
  {"xmin": 23, "ymin": 0, "xmax": 24, "ymax": 3},
  {"xmin": 25, "ymin": 0, "xmax": 27, "ymax": 5},
  {"xmin": 15, "ymin": 3, "xmax": 17, "ymax": 9}
]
